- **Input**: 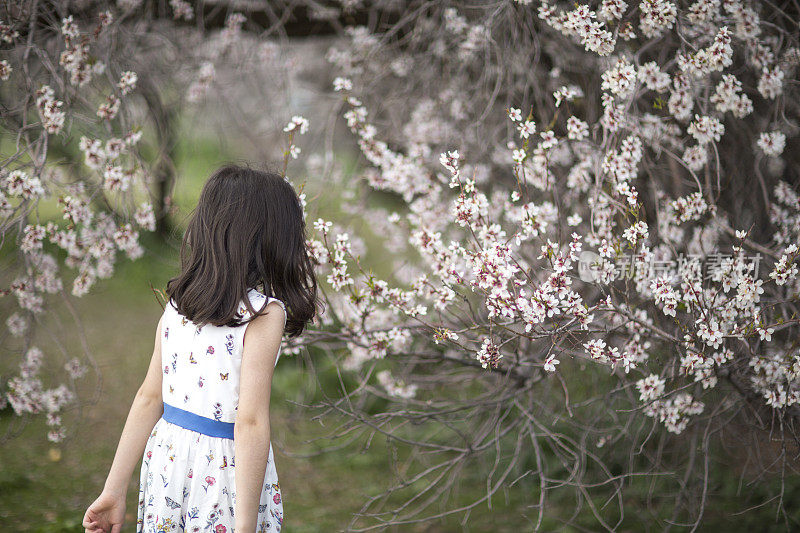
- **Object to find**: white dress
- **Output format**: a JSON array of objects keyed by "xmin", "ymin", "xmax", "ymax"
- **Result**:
[{"xmin": 137, "ymin": 288, "xmax": 284, "ymax": 533}]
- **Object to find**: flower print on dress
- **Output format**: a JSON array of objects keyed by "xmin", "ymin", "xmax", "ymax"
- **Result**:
[
  {"xmin": 202, "ymin": 475, "xmax": 216, "ymax": 493},
  {"xmin": 225, "ymin": 333, "xmax": 234, "ymax": 355},
  {"xmin": 206, "ymin": 502, "xmax": 223, "ymax": 529},
  {"xmin": 198, "ymin": 376, "xmax": 205, "ymax": 388},
  {"xmin": 156, "ymin": 516, "xmax": 178, "ymax": 532},
  {"xmin": 270, "ymin": 506, "xmax": 283, "ymax": 529},
  {"xmin": 164, "ymin": 327, "xmax": 169, "ymax": 339},
  {"xmin": 213, "ymin": 402, "xmax": 223, "ymax": 421}
]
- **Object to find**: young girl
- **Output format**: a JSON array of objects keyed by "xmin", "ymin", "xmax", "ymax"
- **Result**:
[{"xmin": 82, "ymin": 164, "xmax": 318, "ymax": 533}]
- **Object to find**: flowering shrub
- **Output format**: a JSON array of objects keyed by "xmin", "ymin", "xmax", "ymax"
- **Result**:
[
  {"xmin": 291, "ymin": 0, "xmax": 799, "ymax": 527},
  {"xmin": 1, "ymin": 10, "xmax": 152, "ymax": 442}
]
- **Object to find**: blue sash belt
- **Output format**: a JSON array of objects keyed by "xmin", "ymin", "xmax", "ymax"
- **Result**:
[{"xmin": 162, "ymin": 402, "xmax": 235, "ymax": 439}]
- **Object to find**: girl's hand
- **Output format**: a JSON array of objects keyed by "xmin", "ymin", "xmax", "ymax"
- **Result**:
[{"xmin": 82, "ymin": 491, "xmax": 126, "ymax": 533}]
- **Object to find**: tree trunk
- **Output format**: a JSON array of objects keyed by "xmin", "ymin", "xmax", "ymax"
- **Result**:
[{"xmin": 139, "ymin": 78, "xmax": 178, "ymax": 239}]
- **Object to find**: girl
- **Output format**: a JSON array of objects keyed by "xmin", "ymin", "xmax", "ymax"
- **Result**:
[{"xmin": 82, "ymin": 164, "xmax": 318, "ymax": 533}]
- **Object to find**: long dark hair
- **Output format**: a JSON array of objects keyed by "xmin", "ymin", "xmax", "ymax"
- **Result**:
[{"xmin": 166, "ymin": 164, "xmax": 318, "ymax": 337}]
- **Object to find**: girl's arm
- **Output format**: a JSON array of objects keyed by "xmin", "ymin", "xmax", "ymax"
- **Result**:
[
  {"xmin": 234, "ymin": 302, "xmax": 285, "ymax": 533},
  {"xmin": 83, "ymin": 314, "xmax": 165, "ymax": 533}
]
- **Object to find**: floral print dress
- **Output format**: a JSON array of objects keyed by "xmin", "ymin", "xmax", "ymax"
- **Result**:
[{"xmin": 137, "ymin": 288, "xmax": 285, "ymax": 533}]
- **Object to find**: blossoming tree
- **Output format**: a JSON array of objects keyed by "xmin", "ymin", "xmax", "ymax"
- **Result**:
[
  {"xmin": 288, "ymin": 0, "xmax": 799, "ymax": 528},
  {"xmin": 1, "ymin": 6, "xmax": 155, "ymax": 443}
]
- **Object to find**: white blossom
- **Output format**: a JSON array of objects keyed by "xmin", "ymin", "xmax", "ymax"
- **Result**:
[{"xmin": 757, "ymin": 131, "xmax": 786, "ymax": 157}]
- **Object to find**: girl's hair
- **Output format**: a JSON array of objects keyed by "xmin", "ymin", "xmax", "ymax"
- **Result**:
[{"xmin": 166, "ymin": 164, "xmax": 319, "ymax": 337}]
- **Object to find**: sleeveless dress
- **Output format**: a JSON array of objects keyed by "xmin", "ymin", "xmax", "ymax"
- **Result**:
[{"xmin": 136, "ymin": 288, "xmax": 285, "ymax": 533}]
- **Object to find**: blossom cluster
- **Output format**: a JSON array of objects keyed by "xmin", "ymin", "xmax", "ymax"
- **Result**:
[{"xmin": 5, "ymin": 347, "xmax": 77, "ymax": 442}]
